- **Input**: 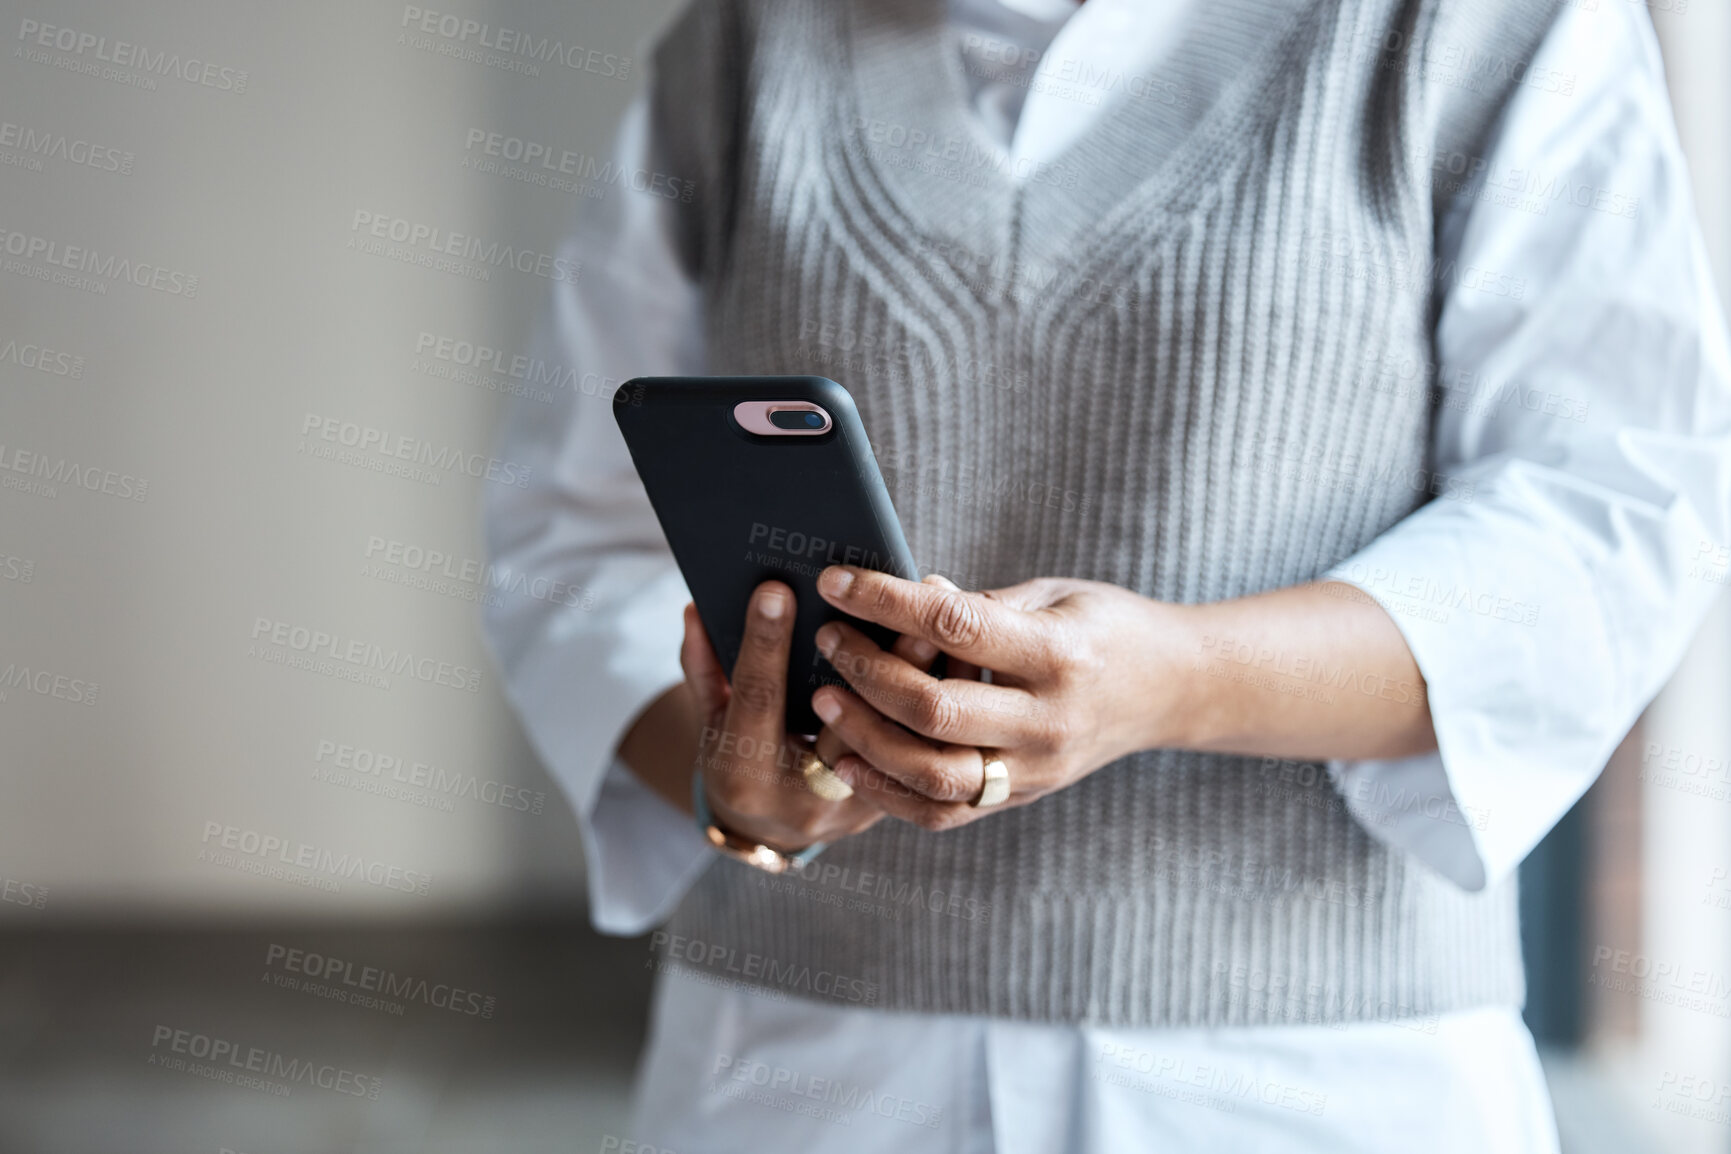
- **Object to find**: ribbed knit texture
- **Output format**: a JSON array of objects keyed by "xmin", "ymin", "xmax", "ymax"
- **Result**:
[{"xmin": 651, "ymin": 0, "xmax": 1562, "ymax": 1026}]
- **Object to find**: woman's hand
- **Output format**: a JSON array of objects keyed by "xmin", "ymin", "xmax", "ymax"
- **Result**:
[
  {"xmin": 684, "ymin": 583, "xmax": 883, "ymax": 854},
  {"xmin": 807, "ymin": 568, "xmax": 1183, "ymax": 831},
  {"xmin": 681, "ymin": 578, "xmax": 954, "ymax": 854},
  {"xmin": 805, "ymin": 565, "xmax": 1438, "ymax": 833}
]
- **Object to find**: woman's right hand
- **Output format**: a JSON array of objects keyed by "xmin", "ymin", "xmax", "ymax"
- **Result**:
[{"xmin": 682, "ymin": 582, "xmax": 885, "ymax": 854}]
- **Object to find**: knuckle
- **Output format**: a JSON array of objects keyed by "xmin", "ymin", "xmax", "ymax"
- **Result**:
[
  {"xmin": 910, "ymin": 682, "xmax": 965, "ymax": 740},
  {"xmin": 1051, "ymin": 629, "xmax": 1102, "ymax": 683},
  {"xmin": 927, "ymin": 593, "xmax": 986, "ymax": 650},
  {"xmin": 729, "ymin": 669, "xmax": 781, "ymax": 715},
  {"xmin": 866, "ymin": 575, "xmax": 902, "ymax": 619},
  {"xmin": 742, "ymin": 614, "xmax": 788, "ymax": 656},
  {"xmin": 1035, "ymin": 704, "xmax": 1075, "ymax": 752},
  {"xmin": 923, "ymin": 759, "xmax": 975, "ymax": 803}
]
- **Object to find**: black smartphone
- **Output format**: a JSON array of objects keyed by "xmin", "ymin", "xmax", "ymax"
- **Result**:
[{"xmin": 613, "ymin": 375, "xmax": 920, "ymax": 736}]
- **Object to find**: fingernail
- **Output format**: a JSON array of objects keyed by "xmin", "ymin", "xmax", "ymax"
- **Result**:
[
  {"xmin": 814, "ymin": 624, "xmax": 838, "ymax": 656},
  {"xmin": 819, "ymin": 567, "xmax": 855, "ymax": 598},
  {"xmin": 909, "ymin": 638, "xmax": 939, "ymax": 665},
  {"xmin": 757, "ymin": 589, "xmax": 786, "ymax": 619},
  {"xmin": 812, "ymin": 692, "xmax": 841, "ymax": 724}
]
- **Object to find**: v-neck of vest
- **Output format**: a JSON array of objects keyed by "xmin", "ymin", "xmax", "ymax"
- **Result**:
[{"xmin": 842, "ymin": 0, "xmax": 1327, "ymax": 279}]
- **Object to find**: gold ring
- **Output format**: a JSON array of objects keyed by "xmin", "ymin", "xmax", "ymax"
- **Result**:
[
  {"xmin": 971, "ymin": 750, "xmax": 1010, "ymax": 808},
  {"xmin": 798, "ymin": 749, "xmax": 854, "ymax": 801}
]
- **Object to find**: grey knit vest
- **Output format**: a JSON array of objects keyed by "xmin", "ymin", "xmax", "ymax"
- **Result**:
[{"xmin": 649, "ymin": 0, "xmax": 1561, "ymax": 1026}]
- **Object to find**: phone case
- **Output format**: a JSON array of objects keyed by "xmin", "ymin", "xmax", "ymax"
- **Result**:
[{"xmin": 614, "ymin": 375, "xmax": 920, "ymax": 735}]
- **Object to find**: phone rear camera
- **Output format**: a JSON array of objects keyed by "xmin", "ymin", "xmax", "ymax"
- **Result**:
[{"xmin": 770, "ymin": 409, "xmax": 826, "ymax": 430}]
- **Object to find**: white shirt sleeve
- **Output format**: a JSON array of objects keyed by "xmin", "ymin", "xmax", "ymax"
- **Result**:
[
  {"xmin": 482, "ymin": 94, "xmax": 714, "ymax": 935},
  {"xmin": 1326, "ymin": 0, "xmax": 1731, "ymax": 891}
]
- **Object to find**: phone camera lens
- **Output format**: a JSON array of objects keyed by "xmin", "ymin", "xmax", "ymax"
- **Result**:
[{"xmin": 770, "ymin": 408, "xmax": 826, "ymax": 431}]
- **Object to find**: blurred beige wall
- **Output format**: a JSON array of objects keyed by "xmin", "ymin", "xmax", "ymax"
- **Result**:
[
  {"xmin": 1615, "ymin": 7, "xmax": 1731, "ymax": 1153},
  {"xmin": 0, "ymin": 0, "xmax": 680, "ymax": 921}
]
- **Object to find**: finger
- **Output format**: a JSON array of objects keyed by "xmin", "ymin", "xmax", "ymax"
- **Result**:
[
  {"xmin": 815, "ymin": 621, "xmax": 1037, "ymax": 746},
  {"xmin": 812, "ymin": 727, "xmax": 851, "ymax": 770},
  {"xmin": 916, "ymin": 576, "xmax": 983, "ymax": 680},
  {"xmin": 886, "ymin": 575, "xmax": 955, "ymax": 671},
  {"xmin": 724, "ymin": 582, "xmax": 795, "ymax": 751},
  {"xmin": 817, "ymin": 566, "xmax": 1051, "ymax": 675},
  {"xmin": 681, "ymin": 603, "xmax": 731, "ymax": 717},
  {"xmin": 832, "ymin": 756, "xmax": 978, "ymax": 834},
  {"xmin": 889, "ymin": 631, "xmax": 939, "ymax": 671},
  {"xmin": 812, "ymin": 686, "xmax": 985, "ymax": 803}
]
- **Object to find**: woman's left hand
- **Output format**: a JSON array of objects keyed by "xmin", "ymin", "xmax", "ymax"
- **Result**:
[{"xmin": 808, "ymin": 565, "xmax": 1186, "ymax": 830}]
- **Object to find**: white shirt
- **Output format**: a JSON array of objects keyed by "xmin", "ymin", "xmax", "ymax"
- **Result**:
[{"xmin": 481, "ymin": 0, "xmax": 1731, "ymax": 1148}]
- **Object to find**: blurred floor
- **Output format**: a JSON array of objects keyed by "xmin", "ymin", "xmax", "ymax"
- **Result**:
[
  {"xmin": 0, "ymin": 921, "xmax": 655, "ymax": 1154},
  {"xmin": 0, "ymin": 923, "xmax": 1671, "ymax": 1154}
]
